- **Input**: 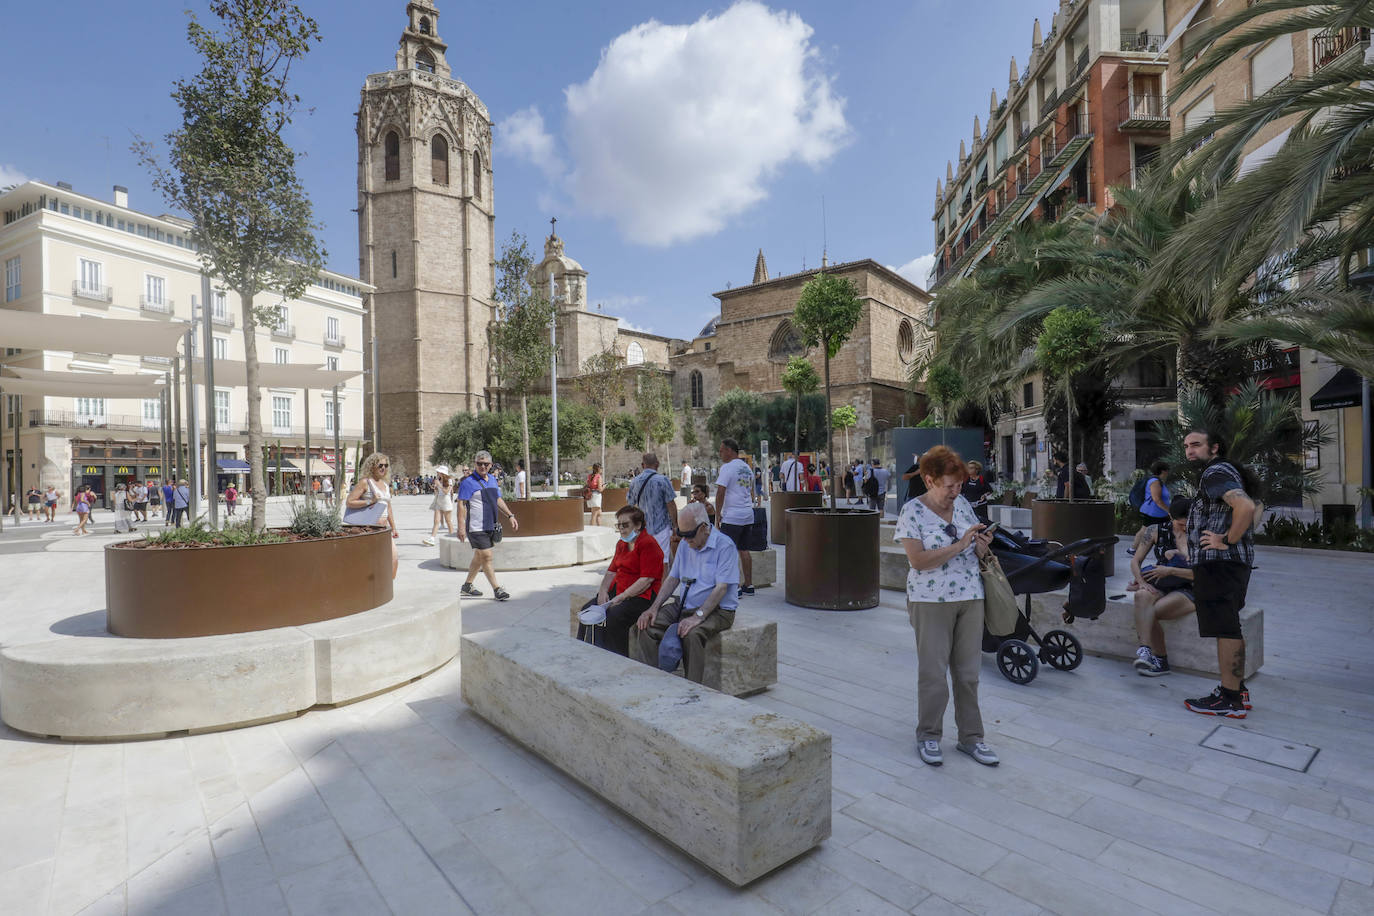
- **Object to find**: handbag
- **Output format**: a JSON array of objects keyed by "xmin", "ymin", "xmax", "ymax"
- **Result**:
[
  {"xmin": 979, "ymin": 552, "xmax": 1020, "ymax": 637},
  {"xmin": 123, "ymin": 497, "xmax": 135, "ymax": 511},
  {"xmin": 492, "ymin": 520, "xmax": 504, "ymax": 543},
  {"xmin": 342, "ymin": 481, "xmax": 389, "ymax": 526}
]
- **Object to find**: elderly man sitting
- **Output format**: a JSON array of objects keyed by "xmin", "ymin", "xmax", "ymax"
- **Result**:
[{"xmin": 635, "ymin": 502, "xmax": 738, "ymax": 684}]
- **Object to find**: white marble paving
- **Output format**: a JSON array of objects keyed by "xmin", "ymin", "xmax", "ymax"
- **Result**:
[{"xmin": 0, "ymin": 496, "xmax": 1371, "ymax": 914}]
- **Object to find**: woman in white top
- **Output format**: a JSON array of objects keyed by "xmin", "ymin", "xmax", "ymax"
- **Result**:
[
  {"xmin": 895, "ymin": 445, "xmax": 997, "ymax": 769},
  {"xmin": 344, "ymin": 452, "xmax": 399, "ymax": 579},
  {"xmin": 423, "ymin": 465, "xmax": 456, "ymax": 546},
  {"xmin": 112, "ymin": 483, "xmax": 136, "ymax": 534}
]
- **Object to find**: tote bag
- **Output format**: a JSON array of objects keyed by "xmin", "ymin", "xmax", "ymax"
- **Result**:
[
  {"xmin": 979, "ymin": 552, "xmax": 1020, "ymax": 637},
  {"xmin": 342, "ymin": 481, "xmax": 388, "ymax": 526}
]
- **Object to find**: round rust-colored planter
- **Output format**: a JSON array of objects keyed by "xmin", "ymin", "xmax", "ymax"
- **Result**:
[
  {"xmin": 593, "ymin": 488, "xmax": 628, "ymax": 513},
  {"xmin": 505, "ymin": 497, "xmax": 584, "ymax": 536},
  {"xmin": 770, "ymin": 491, "xmax": 824, "ymax": 544},
  {"xmin": 1031, "ymin": 498, "xmax": 1117, "ymax": 576},
  {"xmin": 105, "ymin": 526, "xmax": 394, "ymax": 638},
  {"xmin": 784, "ymin": 508, "xmax": 880, "ymax": 611}
]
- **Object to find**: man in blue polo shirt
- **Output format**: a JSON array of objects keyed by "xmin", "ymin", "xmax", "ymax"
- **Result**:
[
  {"xmin": 635, "ymin": 502, "xmax": 738, "ymax": 684},
  {"xmin": 456, "ymin": 450, "xmax": 519, "ymax": 601}
]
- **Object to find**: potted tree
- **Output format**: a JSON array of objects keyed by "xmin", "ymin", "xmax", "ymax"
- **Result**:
[
  {"xmin": 771, "ymin": 355, "xmax": 825, "ymax": 543},
  {"xmin": 785, "ymin": 273, "xmax": 879, "ymax": 610},
  {"xmin": 1031, "ymin": 306, "xmax": 1118, "ymax": 572}
]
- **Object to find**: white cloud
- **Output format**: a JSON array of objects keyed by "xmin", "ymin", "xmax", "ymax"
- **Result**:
[
  {"xmin": 617, "ymin": 317, "xmax": 655, "ymax": 334},
  {"xmin": 560, "ymin": 1, "xmax": 849, "ymax": 246},
  {"xmin": 0, "ymin": 164, "xmax": 31, "ymax": 189},
  {"xmin": 498, "ymin": 106, "xmax": 564, "ymax": 181},
  {"xmin": 891, "ymin": 252, "xmax": 936, "ymax": 290}
]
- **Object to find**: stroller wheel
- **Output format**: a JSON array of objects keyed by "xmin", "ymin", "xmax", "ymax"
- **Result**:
[
  {"xmin": 996, "ymin": 639, "xmax": 1039, "ymax": 684},
  {"xmin": 1040, "ymin": 629, "xmax": 1083, "ymax": 671}
]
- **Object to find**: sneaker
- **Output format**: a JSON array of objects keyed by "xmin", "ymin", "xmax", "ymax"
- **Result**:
[
  {"xmin": 1134, "ymin": 648, "xmax": 1170, "ymax": 678},
  {"xmin": 493, "ymin": 587, "xmax": 511, "ymax": 602},
  {"xmin": 956, "ymin": 742, "xmax": 1000, "ymax": 766},
  {"xmin": 918, "ymin": 740, "xmax": 942, "ymax": 766},
  {"xmin": 739, "ymin": 585, "xmax": 755, "ymax": 597},
  {"xmin": 1209, "ymin": 683, "xmax": 1253, "ymax": 710},
  {"xmin": 1132, "ymin": 646, "xmax": 1155, "ymax": 672},
  {"xmin": 1184, "ymin": 690, "xmax": 1246, "ymax": 719},
  {"xmin": 460, "ymin": 583, "xmax": 482, "ymax": 598},
  {"xmin": 422, "ymin": 537, "xmax": 436, "ymax": 546}
]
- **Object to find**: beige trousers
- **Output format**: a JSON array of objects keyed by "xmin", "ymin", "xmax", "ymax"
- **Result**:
[
  {"xmin": 636, "ymin": 596, "xmax": 735, "ymax": 685},
  {"xmin": 909, "ymin": 598, "xmax": 985, "ymax": 744}
]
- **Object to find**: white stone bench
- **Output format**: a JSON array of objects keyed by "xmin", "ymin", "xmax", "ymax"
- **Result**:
[
  {"xmin": 568, "ymin": 592, "xmax": 776, "ymax": 697},
  {"xmin": 438, "ymin": 528, "xmax": 615, "ymax": 571},
  {"xmin": 1030, "ymin": 594, "xmax": 1263, "ymax": 679},
  {"xmin": 988, "ymin": 504, "xmax": 1032, "ymax": 529},
  {"xmin": 460, "ymin": 626, "xmax": 830, "ymax": 886},
  {"xmin": 0, "ymin": 598, "xmax": 461, "ymax": 740}
]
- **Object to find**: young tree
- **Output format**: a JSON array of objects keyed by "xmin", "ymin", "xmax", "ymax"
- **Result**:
[
  {"xmin": 781, "ymin": 355, "xmax": 821, "ymax": 456},
  {"xmin": 634, "ymin": 372, "xmax": 675, "ymax": 459},
  {"xmin": 924, "ymin": 361, "xmax": 965, "ymax": 444},
  {"xmin": 1036, "ymin": 306, "xmax": 1104, "ymax": 503},
  {"xmin": 576, "ymin": 346, "xmax": 629, "ymax": 470},
  {"xmin": 793, "ymin": 274, "xmax": 864, "ymax": 504},
  {"xmin": 706, "ymin": 388, "xmax": 766, "ymax": 453},
  {"xmin": 136, "ymin": 0, "xmax": 324, "ymax": 532},
  {"xmin": 832, "ymin": 404, "xmax": 858, "ymax": 468},
  {"xmin": 680, "ymin": 404, "xmax": 699, "ymax": 453},
  {"xmin": 490, "ymin": 231, "xmax": 557, "ymax": 480}
]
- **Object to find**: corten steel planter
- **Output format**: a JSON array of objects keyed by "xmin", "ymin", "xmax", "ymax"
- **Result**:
[
  {"xmin": 769, "ymin": 491, "xmax": 824, "ymax": 545},
  {"xmin": 784, "ymin": 508, "xmax": 881, "ymax": 611},
  {"xmin": 505, "ymin": 497, "xmax": 584, "ymax": 536},
  {"xmin": 1031, "ymin": 498, "xmax": 1117, "ymax": 576},
  {"xmin": 592, "ymin": 489, "xmax": 628, "ymax": 513},
  {"xmin": 105, "ymin": 526, "xmax": 393, "ymax": 638}
]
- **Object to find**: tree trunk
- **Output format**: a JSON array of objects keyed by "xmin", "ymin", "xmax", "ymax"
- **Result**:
[
  {"xmin": 600, "ymin": 415, "xmax": 607, "ymax": 471},
  {"xmin": 1065, "ymin": 385, "xmax": 1076, "ymax": 504},
  {"xmin": 824, "ymin": 349, "xmax": 837, "ymax": 506},
  {"xmin": 241, "ymin": 291, "xmax": 267, "ymax": 532},
  {"xmin": 793, "ymin": 394, "xmax": 801, "ymax": 456},
  {"xmin": 843, "ymin": 426, "xmax": 850, "ymax": 467},
  {"xmin": 520, "ymin": 392, "xmax": 531, "ymax": 495}
]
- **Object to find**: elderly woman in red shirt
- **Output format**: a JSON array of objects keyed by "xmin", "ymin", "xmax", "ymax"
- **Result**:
[{"xmin": 576, "ymin": 505, "xmax": 665, "ymax": 656}]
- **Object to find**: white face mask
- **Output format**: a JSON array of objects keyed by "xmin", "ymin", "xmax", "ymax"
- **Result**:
[{"xmin": 620, "ymin": 529, "xmax": 639, "ymax": 545}]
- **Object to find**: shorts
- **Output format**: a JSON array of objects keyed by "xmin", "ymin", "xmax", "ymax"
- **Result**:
[
  {"xmin": 468, "ymin": 530, "xmax": 496, "ymax": 550},
  {"xmin": 718, "ymin": 521, "xmax": 753, "ymax": 551},
  {"xmin": 135, "ymin": 502, "xmax": 148, "ymax": 511},
  {"xmin": 652, "ymin": 527, "xmax": 671, "ymax": 558},
  {"xmin": 1193, "ymin": 560, "xmax": 1249, "ymax": 640},
  {"xmin": 587, "ymin": 491, "xmax": 602, "ymax": 508}
]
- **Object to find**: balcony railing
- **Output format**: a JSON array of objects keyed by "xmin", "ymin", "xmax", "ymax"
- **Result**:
[
  {"xmin": 270, "ymin": 323, "xmax": 296, "ymax": 340},
  {"xmin": 1072, "ymin": 46, "xmax": 1090, "ymax": 81},
  {"xmin": 1119, "ymin": 94, "xmax": 1169, "ymax": 128},
  {"xmin": 1121, "ymin": 31, "xmax": 1165, "ymax": 53},
  {"xmin": 1040, "ymin": 89, "xmax": 1059, "ymax": 120},
  {"xmin": 1312, "ymin": 27, "xmax": 1370, "ymax": 72},
  {"xmin": 211, "ymin": 310, "xmax": 235, "ymax": 328},
  {"xmin": 1017, "ymin": 124, "xmax": 1034, "ymax": 147},
  {"xmin": 324, "ymin": 333, "xmax": 346, "ymax": 348},
  {"xmin": 72, "ymin": 282, "xmax": 112, "ymax": 303},
  {"xmin": 139, "ymin": 295, "xmax": 174, "ymax": 314}
]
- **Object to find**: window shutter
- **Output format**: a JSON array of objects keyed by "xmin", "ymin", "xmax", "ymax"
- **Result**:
[
  {"xmin": 1250, "ymin": 39, "xmax": 1293, "ymax": 98},
  {"xmin": 1183, "ymin": 93, "xmax": 1215, "ymax": 132}
]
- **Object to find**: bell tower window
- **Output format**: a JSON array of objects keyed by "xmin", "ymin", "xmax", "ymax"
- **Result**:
[
  {"xmin": 416, "ymin": 49, "xmax": 436, "ymax": 73},
  {"xmin": 472, "ymin": 151, "xmax": 482, "ymax": 199},
  {"xmin": 384, "ymin": 131, "xmax": 400, "ymax": 181},
  {"xmin": 418, "ymin": 16, "xmax": 431, "ymax": 35},
  {"xmin": 432, "ymin": 135, "xmax": 449, "ymax": 185}
]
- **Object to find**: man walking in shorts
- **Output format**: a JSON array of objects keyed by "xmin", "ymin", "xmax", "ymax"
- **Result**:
[
  {"xmin": 456, "ymin": 450, "xmax": 518, "ymax": 601},
  {"xmin": 1182, "ymin": 429, "xmax": 1257, "ymax": 718},
  {"xmin": 713, "ymin": 438, "xmax": 756, "ymax": 596}
]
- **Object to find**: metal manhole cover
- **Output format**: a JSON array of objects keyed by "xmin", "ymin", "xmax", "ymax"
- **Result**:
[{"xmin": 1200, "ymin": 725, "xmax": 1319, "ymax": 772}]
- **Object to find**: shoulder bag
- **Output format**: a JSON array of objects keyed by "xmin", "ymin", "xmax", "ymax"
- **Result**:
[
  {"xmin": 979, "ymin": 551, "xmax": 1020, "ymax": 637},
  {"xmin": 342, "ymin": 480, "xmax": 388, "ymax": 526}
]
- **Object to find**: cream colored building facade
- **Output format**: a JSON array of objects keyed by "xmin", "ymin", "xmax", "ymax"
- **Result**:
[{"xmin": 0, "ymin": 180, "xmax": 369, "ymax": 506}]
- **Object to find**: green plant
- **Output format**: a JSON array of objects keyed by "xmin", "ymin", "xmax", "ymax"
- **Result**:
[
  {"xmin": 1257, "ymin": 515, "xmax": 1374, "ymax": 552},
  {"xmin": 831, "ymin": 404, "xmax": 858, "ymax": 467},
  {"xmin": 491, "ymin": 230, "xmax": 557, "ymax": 477},
  {"xmin": 634, "ymin": 372, "xmax": 676, "ymax": 460},
  {"xmin": 1037, "ymin": 306, "xmax": 1105, "ymax": 502},
  {"xmin": 577, "ymin": 345, "xmax": 631, "ymax": 469},
  {"xmin": 925, "ymin": 361, "xmax": 964, "ymax": 442},
  {"xmin": 792, "ymin": 273, "xmax": 864, "ymax": 504},
  {"xmin": 781, "ymin": 355, "xmax": 821, "ymax": 455},
  {"xmin": 141, "ymin": 518, "xmax": 286, "ymax": 548},
  {"xmin": 287, "ymin": 499, "xmax": 342, "ymax": 538}
]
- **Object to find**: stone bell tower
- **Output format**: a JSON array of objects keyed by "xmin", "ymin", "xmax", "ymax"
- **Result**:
[{"xmin": 356, "ymin": 0, "xmax": 495, "ymax": 475}]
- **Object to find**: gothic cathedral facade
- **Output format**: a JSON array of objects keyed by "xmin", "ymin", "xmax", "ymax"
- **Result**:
[{"xmin": 357, "ymin": 1, "xmax": 494, "ymax": 476}]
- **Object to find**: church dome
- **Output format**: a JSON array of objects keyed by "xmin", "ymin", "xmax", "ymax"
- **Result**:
[{"xmin": 698, "ymin": 313, "xmax": 720, "ymax": 338}]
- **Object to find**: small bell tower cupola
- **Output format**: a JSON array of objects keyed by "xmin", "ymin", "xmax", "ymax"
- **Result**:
[{"xmin": 396, "ymin": 1, "xmax": 451, "ymax": 79}]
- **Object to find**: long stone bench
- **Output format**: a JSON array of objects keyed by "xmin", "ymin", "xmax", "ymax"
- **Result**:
[
  {"xmin": 568, "ymin": 592, "xmax": 776, "ymax": 697},
  {"xmin": 460, "ymin": 626, "xmax": 830, "ymax": 886},
  {"xmin": 439, "ymin": 528, "xmax": 616, "ymax": 571},
  {"xmin": 0, "ymin": 598, "xmax": 461, "ymax": 740}
]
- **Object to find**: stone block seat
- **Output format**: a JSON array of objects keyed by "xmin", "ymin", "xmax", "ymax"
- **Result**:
[
  {"xmin": 439, "ymin": 528, "xmax": 616, "ymax": 572},
  {"xmin": 461, "ymin": 626, "xmax": 830, "ymax": 886},
  {"xmin": 0, "ymin": 598, "xmax": 461, "ymax": 741},
  {"xmin": 568, "ymin": 592, "xmax": 776, "ymax": 697}
]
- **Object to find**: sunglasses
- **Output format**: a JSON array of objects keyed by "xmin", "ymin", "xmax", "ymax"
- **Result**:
[
  {"xmin": 615, "ymin": 521, "xmax": 635, "ymax": 531},
  {"xmin": 377, "ymin": 463, "xmax": 389, "ymax": 469},
  {"xmin": 676, "ymin": 522, "xmax": 705, "ymax": 539},
  {"xmin": 943, "ymin": 522, "xmax": 958, "ymax": 540},
  {"xmin": 475, "ymin": 462, "xmax": 491, "ymax": 468}
]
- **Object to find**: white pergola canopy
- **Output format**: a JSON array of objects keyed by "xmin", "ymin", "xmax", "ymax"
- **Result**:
[{"xmin": 0, "ymin": 310, "xmax": 187, "ymax": 358}]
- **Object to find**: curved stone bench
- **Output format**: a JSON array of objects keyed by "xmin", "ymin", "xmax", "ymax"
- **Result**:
[
  {"xmin": 0, "ymin": 598, "xmax": 461, "ymax": 740},
  {"xmin": 438, "ymin": 528, "xmax": 616, "ymax": 572}
]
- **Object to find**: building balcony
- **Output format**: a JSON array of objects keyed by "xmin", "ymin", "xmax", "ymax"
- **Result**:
[
  {"xmin": 1039, "ymin": 90, "xmax": 1059, "ymax": 120},
  {"xmin": 139, "ymin": 295, "xmax": 174, "ymax": 314},
  {"xmin": 211, "ymin": 311, "xmax": 235, "ymax": 328},
  {"xmin": 1119, "ymin": 94, "xmax": 1169, "ymax": 131},
  {"xmin": 1121, "ymin": 31, "xmax": 1165, "ymax": 54},
  {"xmin": 1071, "ymin": 46, "xmax": 1090, "ymax": 82},
  {"xmin": 324, "ymin": 333, "xmax": 346, "ymax": 349},
  {"xmin": 270, "ymin": 323, "xmax": 296, "ymax": 341},
  {"xmin": 1312, "ymin": 27, "xmax": 1370, "ymax": 73},
  {"xmin": 72, "ymin": 282, "xmax": 112, "ymax": 304}
]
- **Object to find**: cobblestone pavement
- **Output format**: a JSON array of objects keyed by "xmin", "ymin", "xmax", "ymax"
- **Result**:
[{"xmin": 1, "ymin": 496, "xmax": 1372, "ymax": 915}]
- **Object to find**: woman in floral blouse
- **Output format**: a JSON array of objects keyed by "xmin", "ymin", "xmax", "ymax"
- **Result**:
[{"xmin": 894, "ymin": 445, "xmax": 998, "ymax": 768}]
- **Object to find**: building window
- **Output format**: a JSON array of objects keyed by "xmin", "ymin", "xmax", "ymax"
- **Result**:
[
  {"xmin": 326, "ymin": 356, "xmax": 339, "ymax": 371},
  {"xmin": 419, "ymin": 16, "xmax": 431, "ymax": 34},
  {"xmin": 626, "ymin": 341, "xmax": 645, "ymax": 366},
  {"xmin": 704, "ymin": 341, "xmax": 710, "ymax": 351},
  {"xmin": 213, "ymin": 291, "xmax": 228, "ymax": 321},
  {"xmin": 141, "ymin": 398, "xmax": 161, "ymax": 429},
  {"xmin": 77, "ymin": 397, "xmax": 107, "ymax": 424},
  {"xmin": 144, "ymin": 274, "xmax": 166, "ymax": 306},
  {"xmin": 1250, "ymin": 38, "xmax": 1293, "ymax": 98},
  {"xmin": 325, "ymin": 398, "xmax": 341, "ymax": 433},
  {"xmin": 274, "ymin": 347, "xmax": 289, "ymax": 365},
  {"xmin": 214, "ymin": 390, "xmax": 231, "ymax": 427},
  {"xmin": 272, "ymin": 396, "xmax": 292, "ymax": 433},
  {"xmin": 432, "ymin": 134, "xmax": 449, "ymax": 184},
  {"xmin": 274, "ymin": 305, "xmax": 289, "ymax": 333},
  {"xmin": 212, "ymin": 337, "xmax": 227, "ymax": 360},
  {"xmin": 392, "ymin": 250, "xmax": 398, "ymax": 278},
  {"xmin": 384, "ymin": 131, "xmax": 400, "ymax": 181},
  {"xmin": 1022, "ymin": 381, "xmax": 1034, "ymax": 409},
  {"xmin": 898, "ymin": 319, "xmax": 916, "ymax": 362},
  {"xmin": 472, "ymin": 151, "xmax": 482, "ymax": 199},
  {"xmin": 416, "ymin": 49, "xmax": 436, "ymax": 73},
  {"xmin": 4, "ymin": 256, "xmax": 19, "ymax": 301},
  {"xmin": 78, "ymin": 258, "xmax": 103, "ymax": 293},
  {"xmin": 767, "ymin": 320, "xmax": 805, "ymax": 362},
  {"xmin": 6, "ymin": 394, "xmax": 20, "ymax": 426},
  {"xmin": 689, "ymin": 370, "xmax": 704, "ymax": 408}
]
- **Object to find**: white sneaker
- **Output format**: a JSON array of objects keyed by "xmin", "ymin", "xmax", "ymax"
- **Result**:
[
  {"xmin": 956, "ymin": 742, "xmax": 1000, "ymax": 766},
  {"xmin": 918, "ymin": 740, "xmax": 942, "ymax": 766},
  {"xmin": 422, "ymin": 537, "xmax": 436, "ymax": 546}
]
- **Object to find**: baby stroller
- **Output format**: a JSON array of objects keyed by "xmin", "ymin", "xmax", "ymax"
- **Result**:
[{"xmin": 981, "ymin": 531, "xmax": 1119, "ymax": 684}]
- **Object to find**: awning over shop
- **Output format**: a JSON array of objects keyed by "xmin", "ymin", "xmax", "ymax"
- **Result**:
[
  {"xmin": 1310, "ymin": 367, "xmax": 1364, "ymax": 411},
  {"xmin": 267, "ymin": 459, "xmax": 303, "ymax": 473},
  {"xmin": 305, "ymin": 458, "xmax": 336, "ymax": 476},
  {"xmin": 216, "ymin": 459, "xmax": 252, "ymax": 472}
]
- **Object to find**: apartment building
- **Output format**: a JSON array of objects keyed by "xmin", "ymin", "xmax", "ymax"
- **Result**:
[{"xmin": 1, "ymin": 181, "xmax": 371, "ymax": 507}]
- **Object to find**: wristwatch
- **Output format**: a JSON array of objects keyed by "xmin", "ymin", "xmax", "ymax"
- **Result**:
[{"xmin": 694, "ymin": 609, "xmax": 704, "ymax": 618}]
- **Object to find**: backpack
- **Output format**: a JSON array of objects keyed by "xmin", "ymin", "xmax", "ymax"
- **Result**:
[
  {"xmin": 1128, "ymin": 476, "xmax": 1149, "ymax": 510},
  {"xmin": 862, "ymin": 470, "xmax": 879, "ymax": 498}
]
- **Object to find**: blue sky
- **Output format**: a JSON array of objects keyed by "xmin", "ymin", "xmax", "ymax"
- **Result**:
[{"xmin": 2, "ymin": 0, "xmax": 1040, "ymax": 340}]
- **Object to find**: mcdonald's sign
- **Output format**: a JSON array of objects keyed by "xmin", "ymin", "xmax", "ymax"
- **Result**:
[{"xmin": 84, "ymin": 466, "xmax": 100, "ymax": 474}]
